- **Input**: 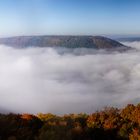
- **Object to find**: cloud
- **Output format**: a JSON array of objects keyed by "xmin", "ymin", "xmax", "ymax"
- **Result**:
[
  {"xmin": 122, "ymin": 41, "xmax": 140, "ymax": 50},
  {"xmin": 0, "ymin": 43, "xmax": 140, "ymax": 114}
]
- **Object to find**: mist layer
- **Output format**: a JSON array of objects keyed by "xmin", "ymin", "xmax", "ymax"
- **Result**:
[{"xmin": 0, "ymin": 43, "xmax": 140, "ymax": 114}]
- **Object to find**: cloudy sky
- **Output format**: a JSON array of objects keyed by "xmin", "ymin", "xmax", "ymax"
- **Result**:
[{"xmin": 0, "ymin": 0, "xmax": 140, "ymax": 36}]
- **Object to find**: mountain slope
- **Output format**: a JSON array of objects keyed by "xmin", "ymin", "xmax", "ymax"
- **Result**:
[{"xmin": 0, "ymin": 35, "xmax": 129, "ymax": 50}]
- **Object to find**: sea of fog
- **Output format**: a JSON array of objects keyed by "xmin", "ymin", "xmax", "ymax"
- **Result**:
[{"xmin": 0, "ymin": 42, "xmax": 140, "ymax": 114}]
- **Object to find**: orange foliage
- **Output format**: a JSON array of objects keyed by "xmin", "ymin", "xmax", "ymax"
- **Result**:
[
  {"xmin": 20, "ymin": 114, "xmax": 35, "ymax": 120},
  {"xmin": 2, "ymin": 103, "xmax": 140, "ymax": 139}
]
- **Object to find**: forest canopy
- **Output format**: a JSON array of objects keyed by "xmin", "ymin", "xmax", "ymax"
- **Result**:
[{"xmin": 1, "ymin": 104, "xmax": 140, "ymax": 140}]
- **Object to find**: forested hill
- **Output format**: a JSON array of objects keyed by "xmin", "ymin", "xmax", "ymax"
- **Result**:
[
  {"xmin": 1, "ymin": 103, "xmax": 140, "ymax": 140},
  {"xmin": 0, "ymin": 35, "xmax": 129, "ymax": 51}
]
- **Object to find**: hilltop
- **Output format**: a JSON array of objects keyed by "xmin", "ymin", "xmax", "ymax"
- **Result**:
[{"xmin": 0, "ymin": 35, "xmax": 130, "ymax": 51}]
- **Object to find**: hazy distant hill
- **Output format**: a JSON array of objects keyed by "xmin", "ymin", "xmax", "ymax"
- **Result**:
[
  {"xmin": 0, "ymin": 35, "xmax": 130, "ymax": 50},
  {"xmin": 117, "ymin": 37, "xmax": 140, "ymax": 42}
]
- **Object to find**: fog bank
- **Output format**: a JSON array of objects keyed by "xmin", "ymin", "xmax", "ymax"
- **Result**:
[{"xmin": 0, "ymin": 43, "xmax": 140, "ymax": 114}]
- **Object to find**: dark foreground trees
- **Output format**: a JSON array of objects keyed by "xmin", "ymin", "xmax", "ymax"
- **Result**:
[{"xmin": 1, "ymin": 104, "xmax": 140, "ymax": 140}]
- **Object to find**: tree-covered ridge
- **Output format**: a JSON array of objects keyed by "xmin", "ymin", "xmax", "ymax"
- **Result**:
[
  {"xmin": 1, "ymin": 104, "xmax": 140, "ymax": 140},
  {"xmin": 0, "ymin": 36, "xmax": 128, "ymax": 51}
]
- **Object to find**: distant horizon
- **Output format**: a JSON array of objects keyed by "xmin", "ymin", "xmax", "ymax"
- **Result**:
[{"xmin": 0, "ymin": 34, "xmax": 140, "ymax": 39}]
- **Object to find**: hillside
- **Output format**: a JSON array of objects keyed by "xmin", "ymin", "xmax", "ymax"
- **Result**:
[
  {"xmin": 1, "ymin": 103, "xmax": 140, "ymax": 140},
  {"xmin": 0, "ymin": 35, "xmax": 130, "ymax": 51}
]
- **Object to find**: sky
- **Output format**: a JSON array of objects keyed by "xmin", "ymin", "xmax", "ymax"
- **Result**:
[{"xmin": 0, "ymin": 0, "xmax": 140, "ymax": 36}]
